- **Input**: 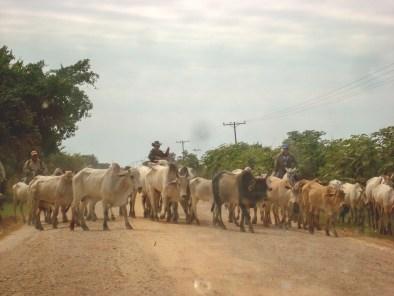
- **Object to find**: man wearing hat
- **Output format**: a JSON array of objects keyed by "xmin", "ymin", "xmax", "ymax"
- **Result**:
[
  {"xmin": 148, "ymin": 141, "xmax": 170, "ymax": 162},
  {"xmin": 23, "ymin": 150, "xmax": 48, "ymax": 183},
  {"xmin": 274, "ymin": 144, "xmax": 297, "ymax": 178}
]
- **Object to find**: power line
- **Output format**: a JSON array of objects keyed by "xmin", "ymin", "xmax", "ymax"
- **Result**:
[
  {"xmin": 223, "ymin": 121, "xmax": 246, "ymax": 144},
  {"xmin": 246, "ymin": 61, "xmax": 394, "ymax": 123},
  {"xmin": 176, "ymin": 140, "xmax": 190, "ymax": 160}
]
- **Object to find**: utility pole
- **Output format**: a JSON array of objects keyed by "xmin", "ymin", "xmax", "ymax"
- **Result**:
[
  {"xmin": 223, "ymin": 121, "xmax": 246, "ymax": 144},
  {"xmin": 176, "ymin": 140, "xmax": 190, "ymax": 160}
]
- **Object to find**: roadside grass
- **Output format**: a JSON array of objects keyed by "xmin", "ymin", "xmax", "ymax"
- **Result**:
[{"xmin": 0, "ymin": 202, "xmax": 25, "ymax": 239}]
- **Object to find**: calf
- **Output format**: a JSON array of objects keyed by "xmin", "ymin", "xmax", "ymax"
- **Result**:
[{"xmin": 12, "ymin": 182, "xmax": 30, "ymax": 223}]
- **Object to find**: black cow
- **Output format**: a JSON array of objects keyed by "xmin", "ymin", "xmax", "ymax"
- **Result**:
[{"xmin": 212, "ymin": 170, "xmax": 269, "ymax": 232}]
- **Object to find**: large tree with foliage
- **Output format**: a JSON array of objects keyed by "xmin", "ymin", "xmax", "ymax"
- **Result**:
[
  {"xmin": 0, "ymin": 45, "xmax": 98, "ymax": 175},
  {"xmin": 318, "ymin": 135, "xmax": 380, "ymax": 182},
  {"xmin": 282, "ymin": 130, "xmax": 326, "ymax": 179},
  {"xmin": 202, "ymin": 143, "xmax": 276, "ymax": 177}
]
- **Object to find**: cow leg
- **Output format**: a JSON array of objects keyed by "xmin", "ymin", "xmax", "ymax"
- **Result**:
[
  {"xmin": 150, "ymin": 191, "xmax": 160, "ymax": 221},
  {"xmin": 20, "ymin": 202, "xmax": 26, "ymax": 224},
  {"xmin": 103, "ymin": 202, "xmax": 110, "ymax": 231},
  {"xmin": 52, "ymin": 205, "xmax": 60, "ymax": 229},
  {"xmin": 121, "ymin": 205, "xmax": 133, "ymax": 230},
  {"xmin": 212, "ymin": 203, "xmax": 218, "ymax": 225},
  {"xmin": 131, "ymin": 194, "xmax": 136, "ymax": 218},
  {"xmin": 129, "ymin": 193, "xmax": 136, "ymax": 218},
  {"xmin": 308, "ymin": 209, "xmax": 314, "ymax": 234},
  {"xmin": 235, "ymin": 205, "xmax": 240, "ymax": 220},
  {"xmin": 325, "ymin": 215, "xmax": 331, "ymax": 236},
  {"xmin": 35, "ymin": 205, "xmax": 44, "ymax": 231},
  {"xmin": 217, "ymin": 204, "xmax": 226, "ymax": 229},
  {"xmin": 61, "ymin": 206, "xmax": 69, "ymax": 223},
  {"xmin": 165, "ymin": 205, "xmax": 171, "ymax": 222},
  {"xmin": 13, "ymin": 200, "xmax": 18, "ymax": 222},
  {"xmin": 331, "ymin": 213, "xmax": 338, "ymax": 237},
  {"xmin": 315, "ymin": 213, "xmax": 322, "ymax": 230},
  {"xmin": 192, "ymin": 199, "xmax": 200, "ymax": 225},
  {"xmin": 252, "ymin": 206, "xmax": 257, "ymax": 225},
  {"xmin": 239, "ymin": 207, "xmax": 246, "ymax": 232},
  {"xmin": 70, "ymin": 205, "xmax": 76, "ymax": 231},
  {"xmin": 228, "ymin": 204, "xmax": 233, "ymax": 223},
  {"xmin": 90, "ymin": 202, "xmax": 98, "ymax": 222},
  {"xmin": 179, "ymin": 200, "xmax": 189, "ymax": 223},
  {"xmin": 79, "ymin": 200, "xmax": 89, "ymax": 231},
  {"xmin": 109, "ymin": 207, "xmax": 116, "ymax": 221},
  {"xmin": 172, "ymin": 202, "xmax": 179, "ymax": 223},
  {"xmin": 142, "ymin": 194, "xmax": 149, "ymax": 218},
  {"xmin": 44, "ymin": 208, "xmax": 51, "ymax": 224},
  {"xmin": 246, "ymin": 206, "xmax": 254, "ymax": 233},
  {"xmin": 232, "ymin": 207, "xmax": 240, "ymax": 226},
  {"xmin": 160, "ymin": 194, "xmax": 169, "ymax": 220},
  {"xmin": 85, "ymin": 201, "xmax": 91, "ymax": 221}
]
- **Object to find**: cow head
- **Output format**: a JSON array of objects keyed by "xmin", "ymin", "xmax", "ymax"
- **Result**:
[
  {"xmin": 177, "ymin": 167, "xmax": 191, "ymax": 203},
  {"xmin": 285, "ymin": 167, "xmax": 300, "ymax": 186},
  {"xmin": 62, "ymin": 171, "xmax": 74, "ymax": 183},
  {"xmin": 239, "ymin": 170, "xmax": 269, "ymax": 202}
]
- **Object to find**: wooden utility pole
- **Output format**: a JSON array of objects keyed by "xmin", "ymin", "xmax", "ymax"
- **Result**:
[
  {"xmin": 222, "ymin": 121, "xmax": 246, "ymax": 144},
  {"xmin": 176, "ymin": 140, "xmax": 190, "ymax": 160}
]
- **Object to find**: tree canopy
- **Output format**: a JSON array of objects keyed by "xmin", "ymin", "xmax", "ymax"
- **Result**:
[
  {"xmin": 201, "ymin": 126, "xmax": 394, "ymax": 182},
  {"xmin": 0, "ymin": 45, "xmax": 98, "ymax": 176}
]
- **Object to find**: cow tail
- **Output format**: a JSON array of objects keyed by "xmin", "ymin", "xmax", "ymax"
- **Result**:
[{"xmin": 212, "ymin": 172, "xmax": 223, "ymax": 210}]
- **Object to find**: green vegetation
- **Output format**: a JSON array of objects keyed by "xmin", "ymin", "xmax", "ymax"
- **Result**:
[
  {"xmin": 199, "ymin": 126, "xmax": 394, "ymax": 181},
  {"xmin": 0, "ymin": 45, "xmax": 99, "ymax": 180}
]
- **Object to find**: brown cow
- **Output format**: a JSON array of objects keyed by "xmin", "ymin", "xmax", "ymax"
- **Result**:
[{"xmin": 302, "ymin": 180, "xmax": 345, "ymax": 236}]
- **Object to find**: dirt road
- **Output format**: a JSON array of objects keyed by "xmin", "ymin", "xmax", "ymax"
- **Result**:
[{"xmin": 1, "ymin": 200, "xmax": 394, "ymax": 296}]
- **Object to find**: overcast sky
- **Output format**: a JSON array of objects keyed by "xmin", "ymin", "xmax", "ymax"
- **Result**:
[{"xmin": 1, "ymin": 0, "xmax": 394, "ymax": 165}]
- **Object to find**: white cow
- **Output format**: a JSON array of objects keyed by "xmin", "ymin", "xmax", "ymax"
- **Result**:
[
  {"xmin": 365, "ymin": 176, "xmax": 390, "ymax": 229},
  {"xmin": 341, "ymin": 183, "xmax": 364, "ymax": 224},
  {"xmin": 329, "ymin": 179, "xmax": 342, "ymax": 190},
  {"xmin": 12, "ymin": 182, "xmax": 30, "ymax": 223},
  {"xmin": 372, "ymin": 184, "xmax": 394, "ymax": 234},
  {"xmin": 129, "ymin": 165, "xmax": 151, "ymax": 218},
  {"xmin": 265, "ymin": 176, "xmax": 293, "ymax": 228},
  {"xmin": 188, "ymin": 177, "xmax": 213, "ymax": 225},
  {"xmin": 145, "ymin": 163, "xmax": 179, "ymax": 221},
  {"xmin": 29, "ymin": 171, "xmax": 74, "ymax": 230},
  {"xmin": 70, "ymin": 163, "xmax": 139, "ymax": 231}
]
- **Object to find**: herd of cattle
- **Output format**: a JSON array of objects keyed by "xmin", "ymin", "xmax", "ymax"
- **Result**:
[{"xmin": 10, "ymin": 160, "xmax": 394, "ymax": 236}]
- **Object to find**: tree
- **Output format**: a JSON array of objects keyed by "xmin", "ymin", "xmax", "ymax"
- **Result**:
[
  {"xmin": 282, "ymin": 130, "xmax": 326, "ymax": 179},
  {"xmin": 0, "ymin": 45, "xmax": 98, "ymax": 176},
  {"xmin": 372, "ymin": 126, "xmax": 394, "ymax": 173},
  {"xmin": 46, "ymin": 152, "xmax": 100, "ymax": 173},
  {"xmin": 318, "ymin": 135, "xmax": 380, "ymax": 182},
  {"xmin": 202, "ymin": 143, "xmax": 276, "ymax": 177},
  {"xmin": 177, "ymin": 150, "xmax": 200, "ymax": 170}
]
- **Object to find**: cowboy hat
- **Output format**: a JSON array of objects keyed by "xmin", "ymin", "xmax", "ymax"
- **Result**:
[{"xmin": 152, "ymin": 141, "xmax": 162, "ymax": 147}]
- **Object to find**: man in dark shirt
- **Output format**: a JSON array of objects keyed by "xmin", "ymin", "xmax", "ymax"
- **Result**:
[
  {"xmin": 274, "ymin": 144, "xmax": 297, "ymax": 178},
  {"xmin": 148, "ymin": 141, "xmax": 170, "ymax": 162}
]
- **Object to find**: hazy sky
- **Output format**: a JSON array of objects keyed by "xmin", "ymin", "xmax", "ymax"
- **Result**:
[{"xmin": 1, "ymin": 0, "xmax": 394, "ymax": 165}]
